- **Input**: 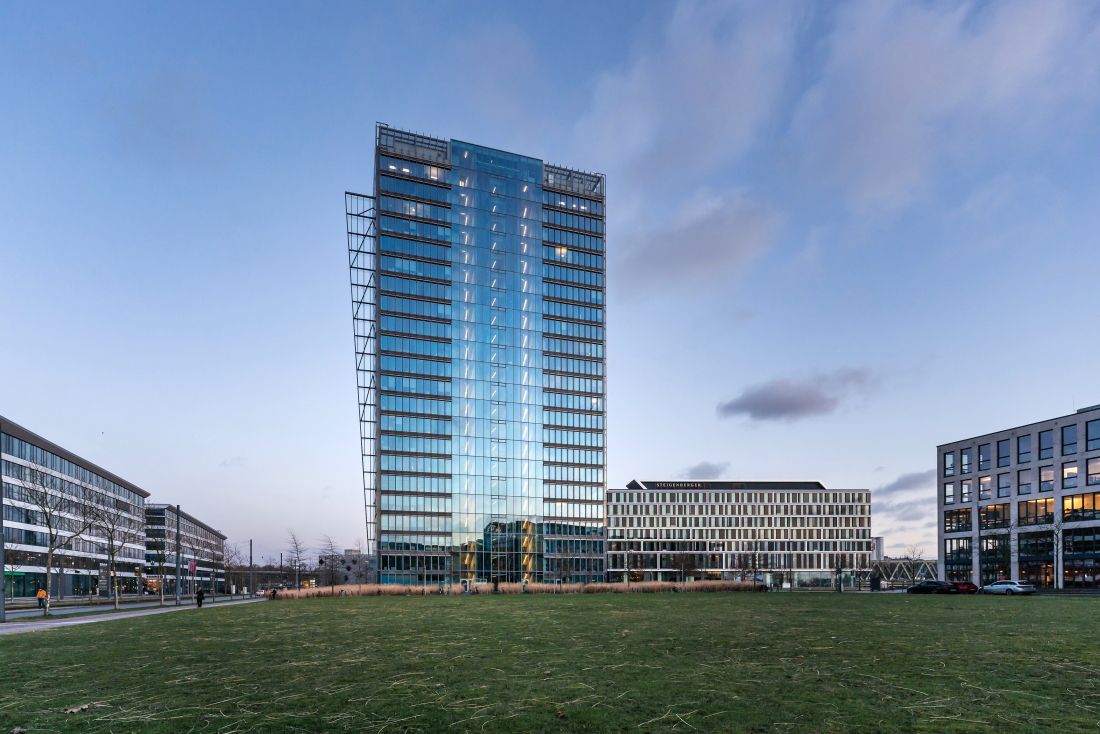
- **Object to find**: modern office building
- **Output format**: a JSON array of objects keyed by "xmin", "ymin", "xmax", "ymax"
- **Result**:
[
  {"xmin": 1, "ymin": 415, "xmax": 148, "ymax": 598},
  {"xmin": 607, "ymin": 480, "xmax": 873, "ymax": 588},
  {"xmin": 938, "ymin": 405, "xmax": 1100, "ymax": 588},
  {"xmin": 144, "ymin": 504, "xmax": 226, "ymax": 595},
  {"xmin": 346, "ymin": 125, "xmax": 606, "ymax": 585}
]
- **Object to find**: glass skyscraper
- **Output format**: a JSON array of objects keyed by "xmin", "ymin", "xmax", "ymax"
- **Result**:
[{"xmin": 346, "ymin": 125, "xmax": 606, "ymax": 586}]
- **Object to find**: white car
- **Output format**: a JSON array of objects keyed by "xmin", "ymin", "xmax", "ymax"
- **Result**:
[{"xmin": 978, "ymin": 579, "xmax": 1037, "ymax": 595}]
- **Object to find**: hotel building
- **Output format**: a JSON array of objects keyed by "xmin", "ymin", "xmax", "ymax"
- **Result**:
[
  {"xmin": 346, "ymin": 125, "xmax": 606, "ymax": 585},
  {"xmin": 607, "ymin": 480, "xmax": 873, "ymax": 588},
  {"xmin": 938, "ymin": 405, "xmax": 1100, "ymax": 588}
]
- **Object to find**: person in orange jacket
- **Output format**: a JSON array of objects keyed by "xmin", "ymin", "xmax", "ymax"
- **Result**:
[{"xmin": 36, "ymin": 586, "xmax": 47, "ymax": 610}]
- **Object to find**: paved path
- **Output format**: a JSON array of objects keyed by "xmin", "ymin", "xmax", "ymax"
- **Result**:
[
  {"xmin": 0, "ymin": 597, "xmax": 266, "ymax": 635},
  {"xmin": 3, "ymin": 596, "xmax": 257, "ymax": 620}
]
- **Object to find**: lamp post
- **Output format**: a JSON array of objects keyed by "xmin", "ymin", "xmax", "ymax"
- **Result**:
[
  {"xmin": 249, "ymin": 539, "xmax": 253, "ymax": 597},
  {"xmin": 175, "ymin": 505, "xmax": 181, "ymax": 606}
]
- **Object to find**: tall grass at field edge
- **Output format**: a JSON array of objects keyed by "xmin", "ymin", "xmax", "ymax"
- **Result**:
[{"xmin": 273, "ymin": 579, "xmax": 760, "ymax": 599}]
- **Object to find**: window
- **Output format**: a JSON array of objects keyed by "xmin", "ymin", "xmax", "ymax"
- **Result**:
[
  {"xmin": 997, "ymin": 473, "xmax": 1011, "ymax": 498},
  {"xmin": 1064, "ymin": 462, "xmax": 1079, "ymax": 489},
  {"xmin": 1089, "ymin": 419, "xmax": 1100, "ymax": 451},
  {"xmin": 979, "ymin": 476, "xmax": 992, "ymax": 500},
  {"xmin": 1039, "ymin": 430, "xmax": 1054, "ymax": 460},
  {"xmin": 978, "ymin": 444, "xmax": 991, "ymax": 471},
  {"xmin": 997, "ymin": 439, "xmax": 1011, "ymax": 468},
  {"xmin": 979, "ymin": 503, "xmax": 1010, "ymax": 530},
  {"xmin": 1040, "ymin": 466, "xmax": 1054, "ymax": 492},
  {"xmin": 1063, "ymin": 491, "xmax": 1100, "ymax": 523},
  {"xmin": 944, "ymin": 508, "xmax": 972, "ymax": 533},
  {"xmin": 1018, "ymin": 434, "xmax": 1032, "ymax": 464},
  {"xmin": 1090, "ymin": 457, "xmax": 1100, "ymax": 487},
  {"xmin": 961, "ymin": 479, "xmax": 972, "ymax": 503},
  {"xmin": 1018, "ymin": 468, "xmax": 1033, "ymax": 495},
  {"xmin": 943, "ymin": 452, "xmax": 955, "ymax": 477},
  {"xmin": 944, "ymin": 537, "xmax": 972, "ymax": 562},
  {"xmin": 1063, "ymin": 425, "xmax": 1078, "ymax": 455},
  {"xmin": 1019, "ymin": 498, "xmax": 1054, "ymax": 526},
  {"xmin": 961, "ymin": 448, "xmax": 972, "ymax": 474},
  {"xmin": 979, "ymin": 535, "xmax": 1010, "ymax": 586},
  {"xmin": 944, "ymin": 483, "xmax": 955, "ymax": 505}
]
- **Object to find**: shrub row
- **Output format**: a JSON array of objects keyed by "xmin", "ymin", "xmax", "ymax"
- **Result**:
[{"xmin": 272, "ymin": 579, "xmax": 762, "ymax": 600}]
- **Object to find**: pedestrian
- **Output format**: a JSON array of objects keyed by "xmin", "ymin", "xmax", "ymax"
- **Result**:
[
  {"xmin": 36, "ymin": 586, "xmax": 46, "ymax": 610},
  {"xmin": 196, "ymin": 586, "xmax": 206, "ymax": 608}
]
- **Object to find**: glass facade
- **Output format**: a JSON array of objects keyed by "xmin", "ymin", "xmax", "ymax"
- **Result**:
[{"xmin": 351, "ymin": 126, "xmax": 606, "ymax": 585}]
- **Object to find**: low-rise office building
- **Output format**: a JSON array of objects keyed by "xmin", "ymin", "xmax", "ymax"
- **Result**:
[
  {"xmin": 1, "ymin": 415, "xmax": 148, "ymax": 598},
  {"xmin": 144, "ymin": 504, "xmax": 226, "ymax": 595},
  {"xmin": 937, "ymin": 405, "xmax": 1100, "ymax": 588},
  {"xmin": 607, "ymin": 480, "xmax": 873, "ymax": 588}
]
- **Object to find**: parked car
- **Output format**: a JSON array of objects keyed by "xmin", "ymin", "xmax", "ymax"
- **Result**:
[
  {"xmin": 905, "ymin": 580, "xmax": 959, "ymax": 594},
  {"xmin": 950, "ymin": 581, "xmax": 979, "ymax": 594},
  {"xmin": 978, "ymin": 580, "xmax": 1037, "ymax": 595}
]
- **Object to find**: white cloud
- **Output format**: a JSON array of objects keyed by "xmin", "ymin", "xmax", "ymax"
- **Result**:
[{"xmin": 791, "ymin": 0, "xmax": 1100, "ymax": 208}]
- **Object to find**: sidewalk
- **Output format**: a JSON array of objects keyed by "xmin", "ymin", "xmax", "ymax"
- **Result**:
[
  {"xmin": 0, "ymin": 597, "xmax": 266, "ymax": 635},
  {"xmin": 3, "ymin": 598, "xmax": 255, "ymax": 620}
]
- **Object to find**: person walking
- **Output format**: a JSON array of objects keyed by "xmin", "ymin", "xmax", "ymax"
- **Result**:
[
  {"xmin": 36, "ymin": 586, "xmax": 46, "ymax": 610},
  {"xmin": 196, "ymin": 586, "xmax": 206, "ymax": 609}
]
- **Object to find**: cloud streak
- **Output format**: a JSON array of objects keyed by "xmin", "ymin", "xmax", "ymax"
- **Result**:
[
  {"xmin": 681, "ymin": 461, "xmax": 730, "ymax": 480},
  {"xmin": 716, "ymin": 367, "xmax": 876, "ymax": 422}
]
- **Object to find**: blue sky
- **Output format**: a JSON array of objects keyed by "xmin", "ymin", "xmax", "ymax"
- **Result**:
[{"xmin": 3, "ymin": 1, "xmax": 1099, "ymax": 560}]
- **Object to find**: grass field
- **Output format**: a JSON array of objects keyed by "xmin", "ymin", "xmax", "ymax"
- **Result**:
[{"xmin": 1, "ymin": 592, "xmax": 1098, "ymax": 733}]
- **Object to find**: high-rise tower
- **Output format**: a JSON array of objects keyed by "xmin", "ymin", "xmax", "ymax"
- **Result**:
[{"xmin": 347, "ymin": 125, "xmax": 606, "ymax": 586}]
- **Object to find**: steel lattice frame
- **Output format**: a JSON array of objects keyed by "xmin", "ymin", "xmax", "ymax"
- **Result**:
[{"xmin": 346, "ymin": 192, "xmax": 379, "ymax": 580}]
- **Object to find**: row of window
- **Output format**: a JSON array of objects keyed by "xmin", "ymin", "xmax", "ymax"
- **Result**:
[
  {"xmin": 379, "ymin": 235, "xmax": 451, "ymax": 263},
  {"xmin": 543, "ymin": 429, "xmax": 603, "ymax": 448},
  {"xmin": 543, "ymin": 374, "xmax": 603, "ymax": 394},
  {"xmin": 542, "ymin": 190, "xmax": 603, "ymax": 216},
  {"xmin": 610, "ymin": 491, "xmax": 870, "ymax": 505},
  {"xmin": 944, "ymin": 421, "xmax": 1100, "ymax": 476},
  {"xmin": 379, "ymin": 355, "xmax": 451, "ymax": 378},
  {"xmin": 544, "ymin": 392, "xmax": 603, "ymax": 411},
  {"xmin": 380, "ymin": 494, "xmax": 452, "ymax": 514},
  {"xmin": 379, "ymin": 435, "xmax": 451, "ymax": 455},
  {"xmin": 380, "ymin": 514, "xmax": 452, "ymax": 532},
  {"xmin": 544, "ymin": 318, "xmax": 602, "ymax": 341},
  {"xmin": 380, "ymin": 154, "xmax": 449, "ymax": 184},
  {"xmin": 380, "ymin": 255, "xmax": 450, "ymax": 281},
  {"xmin": 380, "ymin": 376, "xmax": 451, "ymax": 397},
  {"xmin": 379, "ymin": 215, "xmax": 451, "ymax": 243},
  {"xmin": 543, "ymin": 299, "xmax": 603, "ymax": 323},
  {"xmin": 380, "ymin": 416, "xmax": 451, "ymax": 435},
  {"xmin": 379, "ymin": 174, "xmax": 451, "ymax": 204},
  {"xmin": 380, "ymin": 395, "xmax": 451, "ymax": 416},
  {"xmin": 380, "ymin": 475, "xmax": 451, "ymax": 493},
  {"xmin": 381, "ymin": 334, "xmax": 450, "ymax": 359},
  {"xmin": 543, "ymin": 337, "xmax": 603, "ymax": 359},
  {"xmin": 543, "ymin": 263, "xmax": 604, "ymax": 287},
  {"xmin": 381, "ymin": 275, "xmax": 450, "ymax": 301},
  {"xmin": 545, "ymin": 484, "xmax": 603, "ymax": 501},
  {"xmin": 542, "ymin": 281, "xmax": 602, "ymax": 305},
  {"xmin": 543, "ymin": 447, "xmax": 604, "ymax": 465},
  {"xmin": 946, "ymin": 491, "xmax": 1100, "ymax": 532},
  {"xmin": 379, "ymin": 455, "xmax": 451, "ymax": 474},
  {"xmin": 544, "ymin": 466, "xmax": 604, "ymax": 482},
  {"xmin": 543, "ymin": 502, "xmax": 603, "ymax": 518},
  {"xmin": 381, "ymin": 315, "xmax": 451, "ymax": 340},
  {"xmin": 380, "ymin": 195, "xmax": 451, "ymax": 224},
  {"xmin": 944, "ymin": 458, "xmax": 1100, "ymax": 503},
  {"xmin": 380, "ymin": 295, "xmax": 451, "ymax": 320},
  {"xmin": 544, "ymin": 245, "xmax": 603, "ymax": 270},
  {"xmin": 545, "ymin": 410, "xmax": 604, "ymax": 430},
  {"xmin": 543, "ymin": 355, "xmax": 602, "ymax": 376},
  {"xmin": 542, "ymin": 208, "xmax": 603, "ymax": 235},
  {"xmin": 543, "ymin": 226, "xmax": 603, "ymax": 253}
]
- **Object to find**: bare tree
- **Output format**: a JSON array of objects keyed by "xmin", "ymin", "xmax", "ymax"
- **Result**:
[
  {"xmin": 17, "ymin": 463, "xmax": 99, "ymax": 615},
  {"xmin": 287, "ymin": 530, "xmax": 306, "ymax": 592},
  {"xmin": 670, "ymin": 552, "xmax": 698, "ymax": 592},
  {"xmin": 93, "ymin": 492, "xmax": 145, "ymax": 611},
  {"xmin": 224, "ymin": 544, "xmax": 244, "ymax": 597},
  {"xmin": 6, "ymin": 549, "xmax": 24, "ymax": 601},
  {"xmin": 350, "ymin": 536, "xmax": 366, "ymax": 595},
  {"xmin": 557, "ymin": 556, "xmax": 576, "ymax": 589},
  {"xmin": 146, "ymin": 521, "xmax": 170, "ymax": 607},
  {"xmin": 319, "ymin": 535, "xmax": 340, "ymax": 594},
  {"xmin": 625, "ymin": 547, "xmax": 641, "ymax": 586}
]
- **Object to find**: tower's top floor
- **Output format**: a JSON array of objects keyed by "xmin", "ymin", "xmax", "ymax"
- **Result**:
[{"xmin": 375, "ymin": 123, "xmax": 604, "ymax": 198}]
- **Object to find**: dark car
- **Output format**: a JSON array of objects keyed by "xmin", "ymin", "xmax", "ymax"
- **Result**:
[
  {"xmin": 905, "ymin": 580, "xmax": 959, "ymax": 594},
  {"xmin": 950, "ymin": 581, "xmax": 979, "ymax": 594}
]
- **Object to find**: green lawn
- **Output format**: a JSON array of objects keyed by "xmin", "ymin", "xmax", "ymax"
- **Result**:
[{"xmin": 1, "ymin": 592, "xmax": 1096, "ymax": 733}]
